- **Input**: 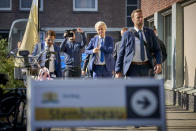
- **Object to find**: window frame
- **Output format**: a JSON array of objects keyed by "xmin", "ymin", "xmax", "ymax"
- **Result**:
[
  {"xmin": 19, "ymin": 0, "xmax": 43, "ymax": 11},
  {"xmin": 125, "ymin": 0, "xmax": 138, "ymax": 27},
  {"xmin": 0, "ymin": 0, "xmax": 12, "ymax": 11},
  {"xmin": 147, "ymin": 17, "xmax": 154, "ymax": 28},
  {"xmin": 73, "ymin": 0, "xmax": 98, "ymax": 12},
  {"xmin": 161, "ymin": 10, "xmax": 172, "ymax": 81}
]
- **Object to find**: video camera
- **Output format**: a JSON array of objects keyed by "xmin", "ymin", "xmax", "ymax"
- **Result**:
[{"xmin": 64, "ymin": 29, "xmax": 76, "ymax": 38}]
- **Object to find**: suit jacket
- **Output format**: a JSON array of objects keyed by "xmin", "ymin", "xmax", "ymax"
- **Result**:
[
  {"xmin": 82, "ymin": 54, "xmax": 91, "ymax": 71},
  {"xmin": 113, "ymin": 40, "xmax": 121, "ymax": 65},
  {"xmin": 85, "ymin": 36, "xmax": 114, "ymax": 72},
  {"xmin": 32, "ymin": 42, "xmax": 62, "ymax": 77},
  {"xmin": 115, "ymin": 27, "xmax": 162, "ymax": 75}
]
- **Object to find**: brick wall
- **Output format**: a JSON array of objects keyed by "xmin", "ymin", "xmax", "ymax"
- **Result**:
[
  {"xmin": 141, "ymin": 0, "xmax": 182, "ymax": 18},
  {"xmin": 0, "ymin": 0, "xmax": 125, "ymax": 30},
  {"xmin": 40, "ymin": 0, "xmax": 125, "ymax": 28},
  {"xmin": 0, "ymin": 0, "xmax": 29, "ymax": 29}
]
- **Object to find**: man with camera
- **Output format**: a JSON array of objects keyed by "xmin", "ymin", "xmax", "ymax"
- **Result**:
[
  {"xmin": 32, "ymin": 30, "xmax": 62, "ymax": 78},
  {"xmin": 60, "ymin": 28, "xmax": 86, "ymax": 78}
]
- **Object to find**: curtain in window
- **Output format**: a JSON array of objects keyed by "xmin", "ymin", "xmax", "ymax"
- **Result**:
[
  {"xmin": 75, "ymin": 0, "xmax": 95, "ymax": 8},
  {"xmin": 21, "ymin": 0, "xmax": 32, "ymax": 8},
  {"xmin": 164, "ymin": 14, "xmax": 172, "ymax": 80},
  {"xmin": 0, "ymin": 0, "xmax": 10, "ymax": 8}
]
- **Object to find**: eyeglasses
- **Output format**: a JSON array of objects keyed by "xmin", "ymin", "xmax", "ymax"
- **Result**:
[{"xmin": 46, "ymin": 39, "xmax": 54, "ymax": 43}]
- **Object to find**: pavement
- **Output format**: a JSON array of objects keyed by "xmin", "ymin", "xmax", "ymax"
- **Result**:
[{"xmin": 50, "ymin": 105, "xmax": 196, "ymax": 131}]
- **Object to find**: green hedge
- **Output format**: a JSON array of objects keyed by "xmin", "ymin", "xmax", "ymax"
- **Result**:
[{"xmin": 0, "ymin": 37, "xmax": 24, "ymax": 88}]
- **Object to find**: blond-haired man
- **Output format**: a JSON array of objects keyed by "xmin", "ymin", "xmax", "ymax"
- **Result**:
[
  {"xmin": 115, "ymin": 9, "xmax": 162, "ymax": 78},
  {"xmin": 85, "ymin": 21, "xmax": 114, "ymax": 78}
]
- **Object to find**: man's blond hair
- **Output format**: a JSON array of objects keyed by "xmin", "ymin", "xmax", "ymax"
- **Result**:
[
  {"xmin": 131, "ymin": 9, "xmax": 142, "ymax": 18},
  {"xmin": 95, "ymin": 21, "xmax": 107, "ymax": 30}
]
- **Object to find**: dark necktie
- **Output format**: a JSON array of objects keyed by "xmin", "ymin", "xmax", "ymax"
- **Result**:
[
  {"xmin": 138, "ymin": 30, "xmax": 145, "ymax": 61},
  {"xmin": 45, "ymin": 46, "xmax": 50, "ymax": 69},
  {"xmin": 100, "ymin": 38, "xmax": 104, "ymax": 62}
]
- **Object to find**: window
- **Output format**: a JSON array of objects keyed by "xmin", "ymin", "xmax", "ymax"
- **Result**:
[
  {"xmin": 163, "ymin": 13, "xmax": 172, "ymax": 81},
  {"xmin": 126, "ymin": 0, "xmax": 138, "ymax": 27},
  {"xmin": 0, "ymin": 0, "xmax": 11, "ymax": 10},
  {"xmin": 39, "ymin": 32, "xmax": 45, "ymax": 43},
  {"xmin": 147, "ymin": 17, "xmax": 154, "ymax": 29},
  {"xmin": 55, "ymin": 33, "xmax": 64, "ymax": 43},
  {"xmin": 127, "ymin": 0, "xmax": 137, "ymax": 5},
  {"xmin": 20, "ymin": 0, "xmax": 43, "ymax": 11},
  {"xmin": 73, "ymin": 0, "xmax": 98, "ymax": 11},
  {"xmin": 0, "ymin": 30, "xmax": 9, "ymax": 40}
]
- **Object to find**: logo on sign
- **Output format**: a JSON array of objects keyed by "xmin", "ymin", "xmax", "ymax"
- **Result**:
[{"xmin": 42, "ymin": 92, "xmax": 59, "ymax": 103}]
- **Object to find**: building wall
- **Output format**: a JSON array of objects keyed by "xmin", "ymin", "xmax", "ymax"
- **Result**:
[
  {"xmin": 141, "ymin": 0, "xmax": 196, "ymax": 108},
  {"xmin": 0, "ymin": 0, "xmax": 125, "ymax": 30},
  {"xmin": 0, "ymin": 0, "xmax": 127, "ymax": 45},
  {"xmin": 141, "ymin": 0, "xmax": 182, "ymax": 18},
  {"xmin": 0, "ymin": 0, "xmax": 29, "ymax": 30},
  {"xmin": 40, "ymin": 0, "xmax": 125, "ymax": 28},
  {"xmin": 184, "ymin": 2, "xmax": 196, "ymax": 88}
]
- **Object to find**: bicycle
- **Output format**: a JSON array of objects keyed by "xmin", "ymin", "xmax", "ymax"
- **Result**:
[
  {"xmin": 0, "ymin": 50, "xmax": 55, "ymax": 130},
  {"xmin": 0, "ymin": 74, "xmax": 26, "ymax": 131}
]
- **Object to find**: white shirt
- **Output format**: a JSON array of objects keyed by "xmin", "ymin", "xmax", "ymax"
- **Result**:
[
  {"xmin": 132, "ymin": 26, "xmax": 148, "ymax": 62},
  {"xmin": 94, "ymin": 36, "xmax": 106, "ymax": 65},
  {"xmin": 45, "ymin": 42, "xmax": 55, "ymax": 73}
]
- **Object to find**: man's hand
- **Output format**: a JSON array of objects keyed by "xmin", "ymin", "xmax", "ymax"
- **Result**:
[
  {"xmin": 154, "ymin": 64, "xmax": 162, "ymax": 74},
  {"xmin": 77, "ymin": 28, "xmax": 83, "ymax": 33},
  {"xmin": 63, "ymin": 32, "xmax": 67, "ymax": 38},
  {"xmin": 82, "ymin": 70, "xmax": 86, "ymax": 76},
  {"xmin": 115, "ymin": 72, "xmax": 123, "ymax": 78},
  {"xmin": 93, "ymin": 47, "xmax": 100, "ymax": 53}
]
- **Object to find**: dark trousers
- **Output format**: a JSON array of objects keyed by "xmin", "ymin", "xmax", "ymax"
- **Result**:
[
  {"xmin": 126, "ymin": 64, "xmax": 154, "ymax": 77},
  {"xmin": 65, "ymin": 67, "xmax": 81, "ymax": 78},
  {"xmin": 93, "ymin": 65, "xmax": 112, "ymax": 79}
]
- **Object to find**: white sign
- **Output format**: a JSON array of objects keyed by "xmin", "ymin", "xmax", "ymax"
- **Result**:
[{"xmin": 28, "ymin": 78, "xmax": 166, "ymax": 131}]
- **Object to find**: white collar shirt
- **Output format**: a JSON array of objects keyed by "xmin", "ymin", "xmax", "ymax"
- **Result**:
[
  {"xmin": 132, "ymin": 26, "xmax": 148, "ymax": 62},
  {"xmin": 94, "ymin": 36, "xmax": 106, "ymax": 65},
  {"xmin": 44, "ymin": 42, "xmax": 55, "ymax": 73}
]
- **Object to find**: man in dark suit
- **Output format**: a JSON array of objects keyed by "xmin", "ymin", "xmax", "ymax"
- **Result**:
[
  {"xmin": 32, "ymin": 30, "xmax": 62, "ymax": 78},
  {"xmin": 113, "ymin": 27, "xmax": 128, "ymax": 66},
  {"xmin": 153, "ymin": 26, "xmax": 167, "ymax": 63},
  {"xmin": 85, "ymin": 21, "xmax": 114, "ymax": 78},
  {"xmin": 115, "ymin": 9, "xmax": 162, "ymax": 78}
]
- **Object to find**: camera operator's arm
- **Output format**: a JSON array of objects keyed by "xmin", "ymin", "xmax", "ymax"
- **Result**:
[
  {"xmin": 77, "ymin": 28, "xmax": 87, "ymax": 48},
  {"xmin": 60, "ymin": 38, "xmax": 67, "ymax": 52}
]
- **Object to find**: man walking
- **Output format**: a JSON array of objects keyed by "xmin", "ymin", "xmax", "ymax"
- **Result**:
[
  {"xmin": 115, "ymin": 9, "xmax": 162, "ymax": 78},
  {"xmin": 85, "ymin": 21, "xmax": 114, "ymax": 78},
  {"xmin": 32, "ymin": 30, "xmax": 62, "ymax": 78}
]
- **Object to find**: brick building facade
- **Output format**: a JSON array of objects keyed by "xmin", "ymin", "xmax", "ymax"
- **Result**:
[
  {"xmin": 141, "ymin": 0, "xmax": 182, "ymax": 18},
  {"xmin": 141, "ymin": 0, "xmax": 196, "ymax": 111},
  {"xmin": 0, "ymin": 0, "xmax": 139, "ymax": 46}
]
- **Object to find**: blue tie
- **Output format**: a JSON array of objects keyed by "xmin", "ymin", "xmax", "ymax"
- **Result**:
[
  {"xmin": 100, "ymin": 38, "xmax": 104, "ymax": 62},
  {"xmin": 138, "ymin": 30, "xmax": 145, "ymax": 61}
]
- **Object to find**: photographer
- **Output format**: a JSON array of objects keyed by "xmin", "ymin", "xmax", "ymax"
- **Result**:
[
  {"xmin": 32, "ymin": 30, "xmax": 62, "ymax": 78},
  {"xmin": 60, "ymin": 28, "xmax": 86, "ymax": 78}
]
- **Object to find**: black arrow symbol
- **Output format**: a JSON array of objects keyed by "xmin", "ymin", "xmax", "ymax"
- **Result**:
[{"xmin": 137, "ymin": 96, "xmax": 150, "ymax": 109}]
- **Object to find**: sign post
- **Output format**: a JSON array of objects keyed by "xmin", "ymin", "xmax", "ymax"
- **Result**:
[{"xmin": 27, "ymin": 78, "xmax": 166, "ymax": 131}]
